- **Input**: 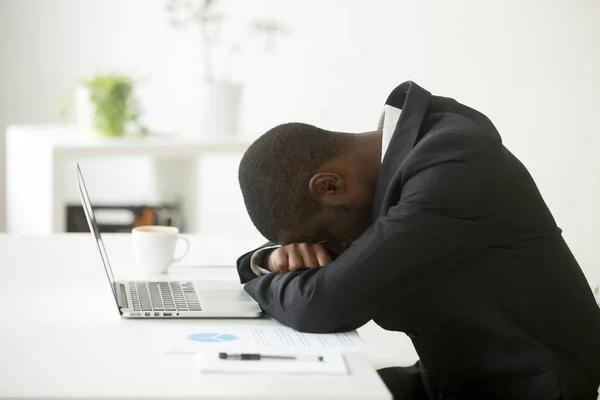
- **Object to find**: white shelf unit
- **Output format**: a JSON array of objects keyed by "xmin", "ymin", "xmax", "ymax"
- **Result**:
[{"xmin": 5, "ymin": 125, "xmax": 251, "ymax": 234}]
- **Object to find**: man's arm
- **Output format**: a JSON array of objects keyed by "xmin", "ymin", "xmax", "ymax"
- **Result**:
[
  {"xmin": 243, "ymin": 130, "xmax": 501, "ymax": 333},
  {"xmin": 237, "ymin": 243, "xmax": 336, "ymax": 282},
  {"xmin": 236, "ymin": 243, "xmax": 278, "ymax": 283}
]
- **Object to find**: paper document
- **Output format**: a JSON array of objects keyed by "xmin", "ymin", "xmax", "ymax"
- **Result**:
[
  {"xmin": 153, "ymin": 324, "xmax": 365, "ymax": 354},
  {"xmin": 196, "ymin": 351, "xmax": 348, "ymax": 374}
]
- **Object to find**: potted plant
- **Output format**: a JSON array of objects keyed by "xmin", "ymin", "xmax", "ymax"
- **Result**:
[
  {"xmin": 75, "ymin": 74, "xmax": 148, "ymax": 138},
  {"xmin": 166, "ymin": 0, "xmax": 286, "ymax": 136}
]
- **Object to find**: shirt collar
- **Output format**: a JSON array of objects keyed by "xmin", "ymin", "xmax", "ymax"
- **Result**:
[{"xmin": 381, "ymin": 104, "xmax": 402, "ymax": 161}]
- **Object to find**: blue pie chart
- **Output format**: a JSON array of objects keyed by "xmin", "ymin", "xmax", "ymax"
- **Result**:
[{"xmin": 188, "ymin": 332, "xmax": 239, "ymax": 343}]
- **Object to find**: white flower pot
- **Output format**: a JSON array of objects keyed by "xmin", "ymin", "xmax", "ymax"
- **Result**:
[{"xmin": 201, "ymin": 80, "xmax": 243, "ymax": 137}]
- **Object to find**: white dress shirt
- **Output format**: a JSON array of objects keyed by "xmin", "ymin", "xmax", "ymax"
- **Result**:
[{"xmin": 250, "ymin": 104, "xmax": 402, "ymax": 276}]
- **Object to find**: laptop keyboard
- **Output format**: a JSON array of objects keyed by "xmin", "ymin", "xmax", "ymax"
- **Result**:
[{"xmin": 129, "ymin": 282, "xmax": 202, "ymax": 312}]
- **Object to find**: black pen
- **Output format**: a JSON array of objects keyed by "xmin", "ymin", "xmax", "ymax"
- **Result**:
[{"xmin": 219, "ymin": 352, "xmax": 324, "ymax": 362}]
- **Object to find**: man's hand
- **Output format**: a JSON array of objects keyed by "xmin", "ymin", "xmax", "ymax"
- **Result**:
[{"xmin": 266, "ymin": 243, "xmax": 332, "ymax": 273}]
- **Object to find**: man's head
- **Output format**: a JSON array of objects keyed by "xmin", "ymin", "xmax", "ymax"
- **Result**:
[{"xmin": 238, "ymin": 122, "xmax": 382, "ymax": 248}]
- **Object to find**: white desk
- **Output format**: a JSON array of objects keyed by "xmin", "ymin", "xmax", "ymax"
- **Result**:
[{"xmin": 0, "ymin": 233, "xmax": 411, "ymax": 400}]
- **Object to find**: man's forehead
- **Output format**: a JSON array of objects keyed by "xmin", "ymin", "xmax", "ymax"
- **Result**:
[
  {"xmin": 277, "ymin": 232, "xmax": 306, "ymax": 245},
  {"xmin": 278, "ymin": 226, "xmax": 322, "ymax": 245},
  {"xmin": 275, "ymin": 211, "xmax": 329, "ymax": 244}
]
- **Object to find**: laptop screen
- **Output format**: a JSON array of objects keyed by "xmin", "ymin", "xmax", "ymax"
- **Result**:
[{"xmin": 76, "ymin": 164, "xmax": 119, "ymax": 307}]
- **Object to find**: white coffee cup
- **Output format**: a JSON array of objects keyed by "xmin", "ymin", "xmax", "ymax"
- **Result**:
[{"xmin": 132, "ymin": 225, "xmax": 190, "ymax": 274}]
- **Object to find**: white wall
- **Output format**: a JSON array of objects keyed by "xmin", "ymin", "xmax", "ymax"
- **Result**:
[
  {"xmin": 2, "ymin": 0, "xmax": 599, "ymax": 278},
  {"xmin": 0, "ymin": 0, "xmax": 8, "ymax": 231}
]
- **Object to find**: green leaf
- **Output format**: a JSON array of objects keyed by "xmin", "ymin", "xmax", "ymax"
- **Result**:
[
  {"xmin": 250, "ymin": 18, "xmax": 287, "ymax": 34},
  {"xmin": 82, "ymin": 74, "xmax": 142, "ymax": 137}
]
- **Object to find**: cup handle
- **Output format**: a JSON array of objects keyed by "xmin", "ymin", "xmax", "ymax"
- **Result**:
[{"xmin": 173, "ymin": 236, "xmax": 190, "ymax": 263}]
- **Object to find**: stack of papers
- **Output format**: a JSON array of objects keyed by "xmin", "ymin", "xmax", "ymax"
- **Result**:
[
  {"xmin": 153, "ymin": 324, "xmax": 365, "ymax": 354},
  {"xmin": 153, "ymin": 324, "xmax": 366, "ymax": 375}
]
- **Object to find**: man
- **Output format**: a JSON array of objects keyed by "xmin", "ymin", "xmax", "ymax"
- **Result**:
[{"xmin": 235, "ymin": 81, "xmax": 600, "ymax": 399}]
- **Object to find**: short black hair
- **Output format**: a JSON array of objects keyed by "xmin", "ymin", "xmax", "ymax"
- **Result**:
[{"xmin": 238, "ymin": 122, "xmax": 355, "ymax": 242}]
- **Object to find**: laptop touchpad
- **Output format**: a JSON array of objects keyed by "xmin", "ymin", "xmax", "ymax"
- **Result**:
[{"xmin": 203, "ymin": 290, "xmax": 253, "ymax": 302}]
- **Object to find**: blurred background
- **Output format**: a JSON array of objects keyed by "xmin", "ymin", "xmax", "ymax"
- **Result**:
[{"xmin": 0, "ymin": 0, "xmax": 598, "ymax": 280}]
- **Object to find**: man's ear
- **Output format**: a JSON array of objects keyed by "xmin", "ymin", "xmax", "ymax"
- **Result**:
[{"xmin": 308, "ymin": 173, "xmax": 345, "ymax": 201}]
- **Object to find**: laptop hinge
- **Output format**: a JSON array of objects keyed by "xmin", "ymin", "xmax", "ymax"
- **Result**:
[{"xmin": 114, "ymin": 283, "xmax": 129, "ymax": 311}]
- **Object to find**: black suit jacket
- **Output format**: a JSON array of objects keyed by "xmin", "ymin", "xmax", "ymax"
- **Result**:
[{"xmin": 236, "ymin": 81, "xmax": 600, "ymax": 399}]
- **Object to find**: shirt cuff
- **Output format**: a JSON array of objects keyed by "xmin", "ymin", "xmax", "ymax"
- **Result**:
[{"xmin": 250, "ymin": 245, "xmax": 281, "ymax": 276}]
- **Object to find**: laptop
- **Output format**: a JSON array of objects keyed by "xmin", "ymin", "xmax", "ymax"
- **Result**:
[{"xmin": 77, "ymin": 164, "xmax": 263, "ymax": 319}]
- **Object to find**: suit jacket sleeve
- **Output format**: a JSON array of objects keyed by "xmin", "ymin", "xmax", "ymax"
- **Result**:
[
  {"xmin": 243, "ymin": 130, "xmax": 500, "ymax": 333},
  {"xmin": 236, "ymin": 242, "xmax": 277, "ymax": 283}
]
